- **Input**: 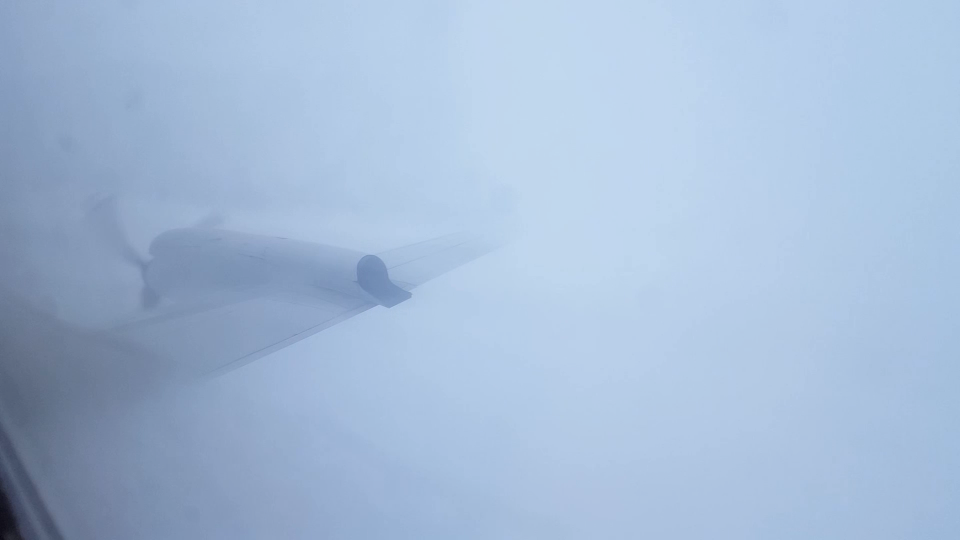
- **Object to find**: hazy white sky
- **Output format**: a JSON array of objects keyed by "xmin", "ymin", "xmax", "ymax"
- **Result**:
[{"xmin": 1, "ymin": 1, "xmax": 958, "ymax": 538}]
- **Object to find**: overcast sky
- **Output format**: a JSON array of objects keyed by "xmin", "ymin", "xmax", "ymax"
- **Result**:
[{"xmin": 1, "ymin": 1, "xmax": 959, "ymax": 539}]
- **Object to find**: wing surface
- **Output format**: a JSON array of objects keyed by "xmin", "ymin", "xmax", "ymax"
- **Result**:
[
  {"xmin": 379, "ymin": 233, "xmax": 501, "ymax": 289},
  {"xmin": 116, "ymin": 287, "xmax": 373, "ymax": 377}
]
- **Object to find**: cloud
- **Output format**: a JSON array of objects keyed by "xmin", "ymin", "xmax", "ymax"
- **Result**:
[{"xmin": 2, "ymin": 0, "xmax": 959, "ymax": 538}]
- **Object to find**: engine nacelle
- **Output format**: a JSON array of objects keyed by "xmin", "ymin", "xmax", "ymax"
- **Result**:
[
  {"xmin": 356, "ymin": 254, "xmax": 411, "ymax": 307},
  {"xmin": 147, "ymin": 228, "xmax": 411, "ymax": 307}
]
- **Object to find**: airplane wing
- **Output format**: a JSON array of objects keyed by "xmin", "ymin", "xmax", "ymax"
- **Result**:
[{"xmin": 113, "ymin": 233, "xmax": 499, "ymax": 377}]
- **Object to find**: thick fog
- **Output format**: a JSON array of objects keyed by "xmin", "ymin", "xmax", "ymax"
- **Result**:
[{"xmin": 2, "ymin": 0, "xmax": 959, "ymax": 538}]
